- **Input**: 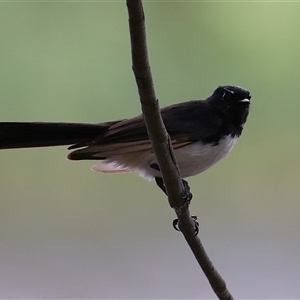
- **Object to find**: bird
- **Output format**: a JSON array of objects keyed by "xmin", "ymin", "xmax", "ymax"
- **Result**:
[{"xmin": 0, "ymin": 85, "xmax": 251, "ymax": 197}]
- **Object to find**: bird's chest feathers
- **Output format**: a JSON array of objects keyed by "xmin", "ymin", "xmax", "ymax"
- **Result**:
[{"xmin": 174, "ymin": 135, "xmax": 238, "ymax": 178}]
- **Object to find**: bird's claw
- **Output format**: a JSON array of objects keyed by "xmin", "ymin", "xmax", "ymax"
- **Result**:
[
  {"xmin": 172, "ymin": 215, "xmax": 199, "ymax": 235},
  {"xmin": 181, "ymin": 179, "xmax": 193, "ymax": 204}
]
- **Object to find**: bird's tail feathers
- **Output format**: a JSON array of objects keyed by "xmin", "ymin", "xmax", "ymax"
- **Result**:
[{"xmin": 0, "ymin": 122, "xmax": 107, "ymax": 150}]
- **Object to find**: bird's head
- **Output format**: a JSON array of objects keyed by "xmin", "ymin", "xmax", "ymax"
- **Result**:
[{"xmin": 208, "ymin": 85, "xmax": 251, "ymax": 127}]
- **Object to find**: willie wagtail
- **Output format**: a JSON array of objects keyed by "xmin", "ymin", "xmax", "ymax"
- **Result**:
[{"xmin": 0, "ymin": 85, "xmax": 251, "ymax": 195}]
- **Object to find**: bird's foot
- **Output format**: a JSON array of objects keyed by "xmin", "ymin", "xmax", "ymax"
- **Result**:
[{"xmin": 172, "ymin": 215, "xmax": 199, "ymax": 235}]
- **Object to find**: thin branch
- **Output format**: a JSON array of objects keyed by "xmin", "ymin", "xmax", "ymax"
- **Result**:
[
  {"xmin": 126, "ymin": 1, "xmax": 234, "ymax": 299},
  {"xmin": 126, "ymin": 0, "xmax": 185, "ymax": 207}
]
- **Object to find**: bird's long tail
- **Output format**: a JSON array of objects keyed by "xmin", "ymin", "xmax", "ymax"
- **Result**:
[{"xmin": 0, "ymin": 122, "xmax": 107, "ymax": 150}]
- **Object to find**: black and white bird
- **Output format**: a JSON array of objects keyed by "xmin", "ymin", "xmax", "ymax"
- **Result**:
[{"xmin": 0, "ymin": 85, "xmax": 251, "ymax": 195}]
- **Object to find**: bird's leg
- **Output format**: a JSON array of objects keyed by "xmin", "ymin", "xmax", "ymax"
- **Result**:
[
  {"xmin": 150, "ymin": 163, "xmax": 167, "ymax": 194},
  {"xmin": 150, "ymin": 163, "xmax": 193, "ymax": 202},
  {"xmin": 154, "ymin": 176, "xmax": 167, "ymax": 195},
  {"xmin": 150, "ymin": 163, "xmax": 197, "ymax": 233}
]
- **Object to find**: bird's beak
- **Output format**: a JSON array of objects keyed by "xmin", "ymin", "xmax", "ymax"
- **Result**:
[{"xmin": 239, "ymin": 98, "xmax": 250, "ymax": 103}]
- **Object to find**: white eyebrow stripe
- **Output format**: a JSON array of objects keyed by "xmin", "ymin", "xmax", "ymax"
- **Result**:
[{"xmin": 224, "ymin": 88, "xmax": 235, "ymax": 94}]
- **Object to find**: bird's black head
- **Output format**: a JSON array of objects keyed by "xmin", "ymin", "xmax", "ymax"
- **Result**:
[{"xmin": 207, "ymin": 85, "xmax": 251, "ymax": 128}]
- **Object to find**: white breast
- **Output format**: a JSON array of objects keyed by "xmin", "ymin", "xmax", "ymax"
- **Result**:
[{"xmin": 173, "ymin": 135, "xmax": 238, "ymax": 178}]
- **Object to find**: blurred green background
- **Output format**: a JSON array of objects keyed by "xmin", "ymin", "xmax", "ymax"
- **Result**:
[{"xmin": 1, "ymin": 2, "xmax": 300, "ymax": 299}]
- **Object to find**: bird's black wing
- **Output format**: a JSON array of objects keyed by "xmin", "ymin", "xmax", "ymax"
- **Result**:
[
  {"xmin": 68, "ymin": 100, "xmax": 224, "ymax": 160},
  {"xmin": 94, "ymin": 100, "xmax": 222, "ymax": 144}
]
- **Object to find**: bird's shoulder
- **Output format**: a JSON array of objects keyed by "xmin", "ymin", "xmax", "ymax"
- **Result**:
[{"xmin": 161, "ymin": 100, "xmax": 230, "ymax": 144}]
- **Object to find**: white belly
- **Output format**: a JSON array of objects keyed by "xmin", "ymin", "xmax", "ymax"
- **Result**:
[{"xmin": 174, "ymin": 135, "xmax": 238, "ymax": 178}]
